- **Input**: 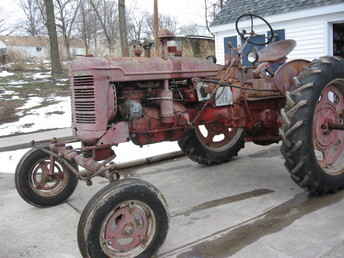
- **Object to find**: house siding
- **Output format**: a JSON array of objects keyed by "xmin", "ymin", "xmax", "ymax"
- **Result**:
[
  {"xmin": 214, "ymin": 10, "xmax": 344, "ymax": 65},
  {"xmin": 9, "ymin": 46, "xmax": 48, "ymax": 58}
]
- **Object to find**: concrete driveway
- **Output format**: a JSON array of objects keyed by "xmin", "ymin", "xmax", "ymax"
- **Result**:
[{"xmin": 1, "ymin": 143, "xmax": 344, "ymax": 258}]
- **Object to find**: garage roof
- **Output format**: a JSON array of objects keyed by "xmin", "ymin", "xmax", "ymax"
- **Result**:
[{"xmin": 213, "ymin": 0, "xmax": 344, "ymax": 26}]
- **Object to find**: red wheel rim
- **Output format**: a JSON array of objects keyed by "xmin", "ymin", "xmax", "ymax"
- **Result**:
[
  {"xmin": 313, "ymin": 80, "xmax": 344, "ymax": 175},
  {"xmin": 196, "ymin": 123, "xmax": 243, "ymax": 151},
  {"xmin": 30, "ymin": 158, "xmax": 69, "ymax": 197},
  {"xmin": 100, "ymin": 200, "xmax": 156, "ymax": 257}
]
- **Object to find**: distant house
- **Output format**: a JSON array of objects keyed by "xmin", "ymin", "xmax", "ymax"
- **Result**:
[
  {"xmin": 0, "ymin": 36, "xmax": 86, "ymax": 60},
  {"xmin": 211, "ymin": 0, "xmax": 344, "ymax": 65},
  {"xmin": 130, "ymin": 35, "xmax": 215, "ymax": 59},
  {"xmin": 170, "ymin": 35, "xmax": 215, "ymax": 58}
]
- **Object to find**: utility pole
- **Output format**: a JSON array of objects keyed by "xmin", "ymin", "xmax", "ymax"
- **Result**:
[
  {"xmin": 154, "ymin": 0, "xmax": 160, "ymax": 55},
  {"xmin": 118, "ymin": 0, "xmax": 129, "ymax": 57},
  {"xmin": 213, "ymin": 3, "xmax": 217, "ymax": 20},
  {"xmin": 44, "ymin": 0, "xmax": 63, "ymax": 75}
]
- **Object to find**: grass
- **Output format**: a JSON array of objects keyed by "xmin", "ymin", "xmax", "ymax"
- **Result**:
[
  {"xmin": 0, "ymin": 71, "xmax": 71, "ymax": 125},
  {"xmin": 0, "ymin": 99, "xmax": 25, "ymax": 124}
]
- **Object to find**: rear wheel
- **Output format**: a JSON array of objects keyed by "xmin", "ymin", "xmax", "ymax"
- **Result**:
[
  {"xmin": 178, "ymin": 123, "xmax": 245, "ymax": 165},
  {"xmin": 280, "ymin": 56, "xmax": 344, "ymax": 195},
  {"xmin": 78, "ymin": 178, "xmax": 169, "ymax": 258}
]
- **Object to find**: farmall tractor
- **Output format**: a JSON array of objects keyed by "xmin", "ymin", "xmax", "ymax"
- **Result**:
[{"xmin": 14, "ymin": 14, "xmax": 344, "ymax": 257}]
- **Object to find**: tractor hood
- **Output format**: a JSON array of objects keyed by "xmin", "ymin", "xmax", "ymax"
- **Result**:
[{"xmin": 71, "ymin": 56, "xmax": 222, "ymax": 81}]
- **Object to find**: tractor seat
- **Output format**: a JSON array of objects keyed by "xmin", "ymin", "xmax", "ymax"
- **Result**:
[{"xmin": 258, "ymin": 40, "xmax": 296, "ymax": 63}]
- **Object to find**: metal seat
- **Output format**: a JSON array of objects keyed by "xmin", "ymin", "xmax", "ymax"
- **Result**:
[{"xmin": 258, "ymin": 40, "xmax": 296, "ymax": 63}]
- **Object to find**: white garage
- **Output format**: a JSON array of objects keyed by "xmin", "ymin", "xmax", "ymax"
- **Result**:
[{"xmin": 211, "ymin": 0, "xmax": 344, "ymax": 65}]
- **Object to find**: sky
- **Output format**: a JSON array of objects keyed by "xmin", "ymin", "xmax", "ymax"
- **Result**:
[{"xmin": 0, "ymin": 0, "xmax": 210, "ymax": 31}]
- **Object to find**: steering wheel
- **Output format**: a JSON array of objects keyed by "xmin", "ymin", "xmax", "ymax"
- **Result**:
[{"xmin": 235, "ymin": 13, "xmax": 274, "ymax": 46}]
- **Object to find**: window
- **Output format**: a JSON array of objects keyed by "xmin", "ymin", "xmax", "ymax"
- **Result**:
[
  {"xmin": 268, "ymin": 29, "xmax": 286, "ymax": 42},
  {"xmin": 224, "ymin": 36, "xmax": 238, "ymax": 64}
]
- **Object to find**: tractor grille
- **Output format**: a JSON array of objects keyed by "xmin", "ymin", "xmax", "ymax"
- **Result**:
[{"xmin": 73, "ymin": 75, "xmax": 96, "ymax": 124}]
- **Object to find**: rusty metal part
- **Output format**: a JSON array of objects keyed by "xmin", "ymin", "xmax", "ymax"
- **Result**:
[
  {"xmin": 97, "ymin": 122, "xmax": 130, "ymax": 146},
  {"xmin": 245, "ymin": 79, "xmax": 281, "ymax": 98},
  {"xmin": 200, "ymin": 79, "xmax": 280, "ymax": 92},
  {"xmin": 160, "ymin": 80, "xmax": 175, "ymax": 123},
  {"xmin": 100, "ymin": 200, "xmax": 156, "ymax": 256},
  {"xmin": 258, "ymin": 40, "xmax": 296, "ymax": 62},
  {"xmin": 32, "ymin": 145, "xmax": 81, "ymax": 178},
  {"xmin": 69, "ymin": 33, "xmax": 300, "ymax": 164},
  {"xmin": 31, "ymin": 142, "xmax": 118, "ymax": 183},
  {"xmin": 328, "ymin": 123, "xmax": 344, "ymax": 130},
  {"xmin": 130, "ymin": 105, "xmax": 188, "ymax": 145},
  {"xmin": 71, "ymin": 57, "xmax": 221, "ymax": 82},
  {"xmin": 195, "ymin": 124, "xmax": 243, "ymax": 150},
  {"xmin": 71, "ymin": 56, "xmax": 221, "ymax": 145},
  {"xmin": 120, "ymin": 100, "xmax": 144, "ymax": 121},
  {"xmin": 274, "ymin": 59, "xmax": 311, "ymax": 94},
  {"xmin": 313, "ymin": 80, "xmax": 344, "ymax": 175},
  {"xmin": 30, "ymin": 158, "xmax": 69, "ymax": 197},
  {"xmin": 72, "ymin": 74, "xmax": 117, "ymax": 145}
]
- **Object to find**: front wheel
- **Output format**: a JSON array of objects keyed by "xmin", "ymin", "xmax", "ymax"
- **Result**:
[
  {"xmin": 280, "ymin": 56, "xmax": 344, "ymax": 195},
  {"xmin": 178, "ymin": 123, "xmax": 245, "ymax": 165},
  {"xmin": 77, "ymin": 178, "xmax": 169, "ymax": 258},
  {"xmin": 15, "ymin": 148, "xmax": 78, "ymax": 207}
]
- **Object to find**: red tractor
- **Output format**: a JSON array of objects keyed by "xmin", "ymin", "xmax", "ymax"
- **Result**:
[{"xmin": 15, "ymin": 14, "xmax": 344, "ymax": 257}]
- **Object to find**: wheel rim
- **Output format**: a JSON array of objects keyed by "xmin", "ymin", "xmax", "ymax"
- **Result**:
[
  {"xmin": 313, "ymin": 79, "xmax": 344, "ymax": 175},
  {"xmin": 195, "ymin": 123, "xmax": 243, "ymax": 152},
  {"xmin": 100, "ymin": 200, "xmax": 157, "ymax": 257},
  {"xmin": 29, "ymin": 158, "xmax": 69, "ymax": 197}
]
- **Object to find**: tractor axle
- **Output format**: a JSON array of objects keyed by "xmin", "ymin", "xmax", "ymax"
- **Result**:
[{"xmin": 328, "ymin": 123, "xmax": 344, "ymax": 130}]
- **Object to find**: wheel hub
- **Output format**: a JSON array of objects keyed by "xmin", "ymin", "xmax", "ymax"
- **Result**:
[
  {"xmin": 31, "ymin": 159, "xmax": 67, "ymax": 195},
  {"xmin": 196, "ymin": 123, "xmax": 242, "ymax": 150},
  {"xmin": 313, "ymin": 83, "xmax": 344, "ymax": 172},
  {"xmin": 314, "ymin": 104, "xmax": 338, "ymax": 149},
  {"xmin": 102, "ymin": 201, "xmax": 155, "ymax": 255}
]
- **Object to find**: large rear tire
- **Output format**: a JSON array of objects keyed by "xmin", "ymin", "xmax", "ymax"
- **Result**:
[
  {"xmin": 178, "ymin": 124, "xmax": 245, "ymax": 165},
  {"xmin": 77, "ymin": 178, "xmax": 169, "ymax": 258},
  {"xmin": 280, "ymin": 56, "xmax": 344, "ymax": 195}
]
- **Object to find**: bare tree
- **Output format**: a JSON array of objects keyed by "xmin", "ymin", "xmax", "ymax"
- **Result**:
[
  {"xmin": 75, "ymin": 0, "xmax": 104, "ymax": 55},
  {"xmin": 178, "ymin": 24, "xmax": 201, "ymax": 36},
  {"xmin": 55, "ymin": 0, "xmax": 81, "ymax": 59},
  {"xmin": 125, "ymin": 2, "xmax": 149, "ymax": 43},
  {"xmin": 127, "ymin": 14, "xmax": 145, "ymax": 42},
  {"xmin": 89, "ymin": 0, "xmax": 119, "ymax": 54},
  {"xmin": 19, "ymin": 0, "xmax": 45, "ymax": 36},
  {"xmin": 77, "ymin": 1, "xmax": 93, "ymax": 54},
  {"xmin": 44, "ymin": 0, "xmax": 63, "ymax": 75},
  {"xmin": 204, "ymin": 0, "xmax": 214, "ymax": 37},
  {"xmin": 145, "ymin": 14, "xmax": 178, "ymax": 39},
  {"xmin": 0, "ymin": 18, "xmax": 7, "ymax": 34},
  {"xmin": 220, "ymin": 0, "xmax": 224, "ymax": 9}
]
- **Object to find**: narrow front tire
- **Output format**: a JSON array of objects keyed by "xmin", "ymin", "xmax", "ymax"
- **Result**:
[
  {"xmin": 77, "ymin": 178, "xmax": 169, "ymax": 258},
  {"xmin": 15, "ymin": 148, "xmax": 78, "ymax": 207}
]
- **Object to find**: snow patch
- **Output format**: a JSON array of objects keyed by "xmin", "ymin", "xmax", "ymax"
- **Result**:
[
  {"xmin": 0, "ymin": 96, "xmax": 71, "ymax": 135},
  {"xmin": 32, "ymin": 73, "xmax": 51, "ymax": 80},
  {"xmin": 0, "ymin": 71, "xmax": 14, "ymax": 77},
  {"xmin": 8, "ymin": 80, "xmax": 28, "ymax": 86},
  {"xmin": 18, "ymin": 97, "xmax": 43, "ymax": 110},
  {"xmin": 0, "ymin": 149, "xmax": 29, "ymax": 174}
]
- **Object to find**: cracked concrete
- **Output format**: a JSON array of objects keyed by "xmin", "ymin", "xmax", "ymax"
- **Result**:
[{"xmin": 1, "ymin": 143, "xmax": 344, "ymax": 258}]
